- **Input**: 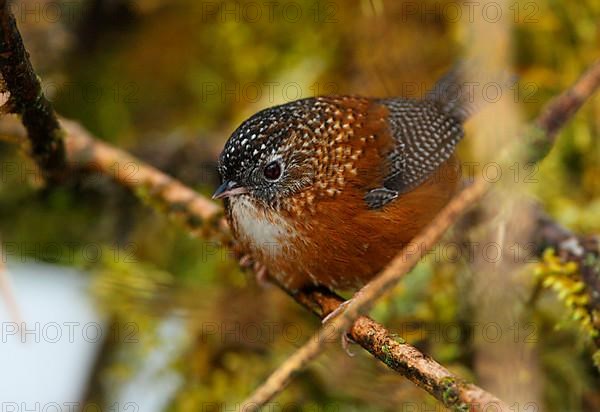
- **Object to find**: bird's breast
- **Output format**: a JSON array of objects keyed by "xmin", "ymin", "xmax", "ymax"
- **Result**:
[{"xmin": 227, "ymin": 196, "xmax": 299, "ymax": 261}]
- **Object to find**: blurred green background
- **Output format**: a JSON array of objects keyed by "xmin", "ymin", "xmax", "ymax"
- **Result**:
[{"xmin": 1, "ymin": 0, "xmax": 600, "ymax": 410}]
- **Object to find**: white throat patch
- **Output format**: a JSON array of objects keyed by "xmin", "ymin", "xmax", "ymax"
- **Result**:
[{"xmin": 228, "ymin": 196, "xmax": 297, "ymax": 258}]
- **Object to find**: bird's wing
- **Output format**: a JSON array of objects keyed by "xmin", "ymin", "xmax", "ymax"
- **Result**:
[
  {"xmin": 364, "ymin": 99, "xmax": 464, "ymax": 209},
  {"xmin": 364, "ymin": 63, "xmax": 515, "ymax": 209},
  {"xmin": 364, "ymin": 63, "xmax": 485, "ymax": 209},
  {"xmin": 387, "ymin": 99, "xmax": 463, "ymax": 191}
]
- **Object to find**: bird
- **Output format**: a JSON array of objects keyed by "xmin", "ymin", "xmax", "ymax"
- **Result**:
[{"xmin": 213, "ymin": 67, "xmax": 476, "ymax": 293}]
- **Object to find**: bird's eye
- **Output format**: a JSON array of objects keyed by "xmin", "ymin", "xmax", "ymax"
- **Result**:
[{"xmin": 263, "ymin": 161, "xmax": 282, "ymax": 181}]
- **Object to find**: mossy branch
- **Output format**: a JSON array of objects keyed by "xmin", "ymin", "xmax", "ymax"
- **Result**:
[
  {"xmin": 531, "ymin": 210, "xmax": 600, "ymax": 352},
  {"xmin": 0, "ymin": 0, "xmax": 66, "ymax": 180}
]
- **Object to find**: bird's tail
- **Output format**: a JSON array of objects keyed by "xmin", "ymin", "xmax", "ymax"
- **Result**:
[{"xmin": 426, "ymin": 62, "xmax": 516, "ymax": 123}]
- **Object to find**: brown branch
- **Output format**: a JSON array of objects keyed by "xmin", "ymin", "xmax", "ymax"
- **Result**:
[
  {"xmin": 527, "ymin": 60, "xmax": 600, "ymax": 163},
  {"xmin": 59, "ymin": 119, "xmax": 227, "ymax": 241},
  {"xmin": 536, "ymin": 60, "xmax": 600, "ymax": 141},
  {"xmin": 0, "ymin": 1, "xmax": 66, "ymax": 180},
  {"xmin": 288, "ymin": 285, "xmax": 505, "ymax": 411}
]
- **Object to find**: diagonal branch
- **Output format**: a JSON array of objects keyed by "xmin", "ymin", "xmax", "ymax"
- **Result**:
[
  {"xmin": 526, "ymin": 60, "xmax": 600, "ymax": 164},
  {"xmin": 60, "ymin": 119, "xmax": 226, "ymax": 240},
  {"xmin": 535, "ymin": 60, "xmax": 600, "ymax": 141}
]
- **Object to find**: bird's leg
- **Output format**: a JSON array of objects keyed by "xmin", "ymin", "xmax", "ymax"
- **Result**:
[
  {"xmin": 238, "ymin": 254, "xmax": 253, "ymax": 268},
  {"xmin": 322, "ymin": 307, "xmax": 356, "ymax": 356},
  {"xmin": 341, "ymin": 333, "xmax": 355, "ymax": 357},
  {"xmin": 238, "ymin": 253, "xmax": 271, "ymax": 288},
  {"xmin": 253, "ymin": 261, "xmax": 270, "ymax": 288},
  {"xmin": 321, "ymin": 289, "xmax": 368, "ymax": 357}
]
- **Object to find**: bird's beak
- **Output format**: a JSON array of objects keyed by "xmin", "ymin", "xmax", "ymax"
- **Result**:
[{"xmin": 212, "ymin": 180, "xmax": 249, "ymax": 200}]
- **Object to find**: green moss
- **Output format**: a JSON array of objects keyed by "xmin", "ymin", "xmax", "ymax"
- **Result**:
[
  {"xmin": 381, "ymin": 343, "xmax": 393, "ymax": 367},
  {"xmin": 389, "ymin": 333, "xmax": 406, "ymax": 344},
  {"xmin": 439, "ymin": 377, "xmax": 470, "ymax": 411},
  {"xmin": 535, "ymin": 248, "xmax": 600, "ymax": 366}
]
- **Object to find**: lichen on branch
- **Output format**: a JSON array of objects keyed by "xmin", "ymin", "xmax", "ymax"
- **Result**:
[{"xmin": 0, "ymin": 0, "xmax": 66, "ymax": 180}]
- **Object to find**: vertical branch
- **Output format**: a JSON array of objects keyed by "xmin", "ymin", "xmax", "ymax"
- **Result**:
[{"xmin": 0, "ymin": 0, "xmax": 66, "ymax": 179}]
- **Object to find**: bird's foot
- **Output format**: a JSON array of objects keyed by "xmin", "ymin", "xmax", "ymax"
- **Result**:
[
  {"xmin": 322, "ymin": 285, "xmax": 368, "ymax": 324},
  {"xmin": 253, "ymin": 261, "xmax": 270, "ymax": 288},
  {"xmin": 322, "ymin": 299, "xmax": 356, "ymax": 357},
  {"xmin": 238, "ymin": 254, "xmax": 253, "ymax": 268},
  {"xmin": 340, "ymin": 334, "xmax": 355, "ymax": 357},
  {"xmin": 321, "ymin": 287, "xmax": 370, "ymax": 357}
]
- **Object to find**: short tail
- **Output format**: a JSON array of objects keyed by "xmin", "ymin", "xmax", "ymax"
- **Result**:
[{"xmin": 426, "ymin": 61, "xmax": 516, "ymax": 123}]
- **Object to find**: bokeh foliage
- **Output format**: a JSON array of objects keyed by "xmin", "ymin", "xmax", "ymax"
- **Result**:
[{"xmin": 1, "ymin": 0, "xmax": 600, "ymax": 410}]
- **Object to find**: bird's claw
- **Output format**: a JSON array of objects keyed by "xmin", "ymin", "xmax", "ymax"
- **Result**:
[
  {"xmin": 322, "ymin": 299, "xmax": 356, "ymax": 357},
  {"xmin": 238, "ymin": 254, "xmax": 253, "ymax": 268},
  {"xmin": 254, "ymin": 262, "xmax": 270, "ymax": 288},
  {"xmin": 341, "ymin": 333, "xmax": 355, "ymax": 357}
]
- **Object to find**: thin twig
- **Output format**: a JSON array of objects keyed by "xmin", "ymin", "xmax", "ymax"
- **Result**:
[
  {"xmin": 0, "ymin": 240, "xmax": 23, "ymax": 325},
  {"xmin": 527, "ymin": 60, "xmax": 600, "ymax": 163},
  {"xmin": 60, "ymin": 119, "xmax": 226, "ymax": 240},
  {"xmin": 536, "ymin": 60, "xmax": 600, "ymax": 140}
]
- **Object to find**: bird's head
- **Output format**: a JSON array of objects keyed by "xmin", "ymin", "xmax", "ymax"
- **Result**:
[{"xmin": 214, "ymin": 100, "xmax": 320, "ymax": 210}]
